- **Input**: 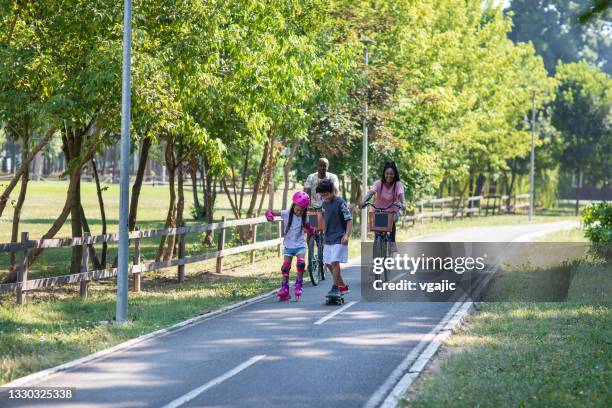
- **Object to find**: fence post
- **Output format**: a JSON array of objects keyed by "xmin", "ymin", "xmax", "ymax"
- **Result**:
[
  {"xmin": 16, "ymin": 231, "xmax": 29, "ymax": 305},
  {"xmin": 250, "ymin": 224, "xmax": 257, "ymax": 264},
  {"xmin": 178, "ymin": 225, "xmax": 185, "ymax": 283},
  {"xmin": 80, "ymin": 232, "xmax": 90, "ymax": 298},
  {"xmin": 431, "ymin": 201, "xmax": 435, "ymax": 223},
  {"xmin": 133, "ymin": 226, "xmax": 141, "ymax": 292},
  {"xmin": 277, "ymin": 220, "xmax": 282, "ymax": 257},
  {"xmin": 420, "ymin": 201, "xmax": 424, "ymax": 224},
  {"xmin": 216, "ymin": 216, "xmax": 226, "ymax": 274}
]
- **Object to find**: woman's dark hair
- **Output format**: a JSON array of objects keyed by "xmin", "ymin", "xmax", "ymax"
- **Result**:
[
  {"xmin": 285, "ymin": 204, "xmax": 307, "ymax": 235},
  {"xmin": 380, "ymin": 161, "xmax": 400, "ymax": 185},
  {"xmin": 315, "ymin": 178, "xmax": 335, "ymax": 194}
]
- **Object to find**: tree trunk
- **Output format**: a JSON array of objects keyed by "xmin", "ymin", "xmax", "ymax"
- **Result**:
[
  {"xmin": 176, "ymin": 162, "xmax": 185, "ymax": 229},
  {"xmin": 246, "ymin": 135, "xmax": 271, "ymax": 218},
  {"xmin": 66, "ymin": 134, "xmax": 84, "ymax": 274},
  {"xmin": 128, "ymin": 137, "xmax": 151, "ymax": 231},
  {"xmin": 6, "ymin": 130, "xmax": 29, "ymax": 283},
  {"xmin": 79, "ymin": 205, "xmax": 102, "ymax": 269},
  {"xmin": 473, "ymin": 173, "xmax": 486, "ymax": 209},
  {"xmin": 28, "ymin": 128, "xmax": 98, "ymax": 266},
  {"xmin": 222, "ymin": 177, "xmax": 240, "ymax": 218},
  {"xmin": 257, "ymin": 134, "xmax": 276, "ymax": 217},
  {"xmin": 112, "ymin": 143, "xmax": 118, "ymax": 183},
  {"xmin": 238, "ymin": 144, "xmax": 250, "ymax": 215},
  {"xmin": 189, "ymin": 156, "xmax": 201, "ymax": 219},
  {"xmin": 158, "ymin": 140, "xmax": 177, "ymax": 261},
  {"xmin": 91, "ymin": 159, "xmax": 107, "ymax": 267},
  {"xmin": 282, "ymin": 142, "xmax": 298, "ymax": 209},
  {"xmin": 507, "ymin": 167, "xmax": 516, "ymax": 212},
  {"xmin": 350, "ymin": 176, "xmax": 361, "ymax": 205},
  {"xmin": 201, "ymin": 153, "xmax": 215, "ymax": 245},
  {"xmin": 0, "ymin": 127, "xmax": 55, "ymax": 218},
  {"xmin": 171, "ymin": 161, "xmax": 185, "ymax": 256},
  {"xmin": 575, "ymin": 167, "xmax": 581, "ymax": 216}
]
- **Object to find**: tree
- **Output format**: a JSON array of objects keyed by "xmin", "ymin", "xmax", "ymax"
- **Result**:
[
  {"xmin": 550, "ymin": 61, "xmax": 612, "ymax": 214},
  {"xmin": 579, "ymin": 0, "xmax": 612, "ymax": 22},
  {"xmin": 507, "ymin": 0, "xmax": 612, "ymax": 75}
]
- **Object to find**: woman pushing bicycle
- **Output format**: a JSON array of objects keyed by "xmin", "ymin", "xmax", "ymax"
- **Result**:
[{"xmin": 360, "ymin": 161, "xmax": 406, "ymax": 243}]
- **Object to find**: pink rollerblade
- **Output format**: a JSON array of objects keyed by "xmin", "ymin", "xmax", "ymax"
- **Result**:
[
  {"xmin": 294, "ymin": 278, "xmax": 303, "ymax": 301},
  {"xmin": 277, "ymin": 280, "xmax": 291, "ymax": 301}
]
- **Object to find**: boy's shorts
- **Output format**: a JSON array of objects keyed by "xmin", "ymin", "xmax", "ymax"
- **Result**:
[
  {"xmin": 284, "ymin": 246, "xmax": 306, "ymax": 257},
  {"xmin": 323, "ymin": 243, "xmax": 348, "ymax": 264}
]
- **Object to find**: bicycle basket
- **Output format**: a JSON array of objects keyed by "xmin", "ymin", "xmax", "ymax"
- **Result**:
[
  {"xmin": 369, "ymin": 211, "xmax": 393, "ymax": 232},
  {"xmin": 307, "ymin": 210, "xmax": 325, "ymax": 231}
]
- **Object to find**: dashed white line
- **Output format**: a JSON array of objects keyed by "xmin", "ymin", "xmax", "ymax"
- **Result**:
[
  {"xmin": 390, "ymin": 272, "xmax": 407, "ymax": 282},
  {"xmin": 314, "ymin": 301, "xmax": 358, "ymax": 325},
  {"xmin": 161, "ymin": 355, "xmax": 266, "ymax": 408}
]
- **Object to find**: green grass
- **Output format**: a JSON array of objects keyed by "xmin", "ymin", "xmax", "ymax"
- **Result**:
[
  {"xmin": 535, "ymin": 227, "xmax": 589, "ymax": 242},
  {"xmin": 402, "ymin": 258, "xmax": 611, "ymax": 407}
]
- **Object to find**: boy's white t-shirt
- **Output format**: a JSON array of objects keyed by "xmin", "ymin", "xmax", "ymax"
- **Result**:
[{"xmin": 280, "ymin": 210, "xmax": 306, "ymax": 249}]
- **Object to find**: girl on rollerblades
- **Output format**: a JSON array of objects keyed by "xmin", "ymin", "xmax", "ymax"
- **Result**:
[{"xmin": 265, "ymin": 191, "xmax": 315, "ymax": 301}]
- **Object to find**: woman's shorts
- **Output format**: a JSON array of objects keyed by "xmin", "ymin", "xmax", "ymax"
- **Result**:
[
  {"xmin": 284, "ymin": 246, "xmax": 306, "ymax": 257},
  {"xmin": 323, "ymin": 244, "xmax": 348, "ymax": 264}
]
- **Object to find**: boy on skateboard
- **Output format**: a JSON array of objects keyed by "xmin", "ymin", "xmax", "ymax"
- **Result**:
[{"xmin": 315, "ymin": 179, "xmax": 353, "ymax": 304}]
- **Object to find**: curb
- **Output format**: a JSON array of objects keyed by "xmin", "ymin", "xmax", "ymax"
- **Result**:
[{"xmin": 377, "ymin": 301, "xmax": 476, "ymax": 408}]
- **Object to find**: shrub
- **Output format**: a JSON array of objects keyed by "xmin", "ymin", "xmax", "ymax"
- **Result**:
[{"xmin": 582, "ymin": 202, "xmax": 612, "ymax": 260}]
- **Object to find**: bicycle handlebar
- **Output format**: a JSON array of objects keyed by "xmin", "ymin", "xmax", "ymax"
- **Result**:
[{"xmin": 361, "ymin": 202, "xmax": 403, "ymax": 212}]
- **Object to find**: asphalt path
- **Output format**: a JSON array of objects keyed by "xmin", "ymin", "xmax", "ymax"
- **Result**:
[{"xmin": 1, "ymin": 221, "xmax": 577, "ymax": 408}]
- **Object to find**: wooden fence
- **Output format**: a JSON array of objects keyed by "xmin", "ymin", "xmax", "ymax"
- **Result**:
[
  {"xmin": 400, "ymin": 193, "xmax": 531, "ymax": 223},
  {"xmin": 0, "ymin": 216, "xmax": 284, "ymax": 304},
  {"xmin": 0, "ymin": 193, "xmax": 531, "ymax": 304}
]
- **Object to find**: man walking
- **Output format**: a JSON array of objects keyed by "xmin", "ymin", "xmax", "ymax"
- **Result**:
[{"xmin": 304, "ymin": 157, "xmax": 340, "ymax": 206}]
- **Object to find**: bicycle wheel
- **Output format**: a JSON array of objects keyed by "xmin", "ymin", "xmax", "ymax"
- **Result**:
[
  {"xmin": 381, "ymin": 237, "xmax": 389, "ymax": 282},
  {"xmin": 373, "ymin": 235, "xmax": 387, "ymax": 282},
  {"xmin": 307, "ymin": 236, "xmax": 320, "ymax": 286},
  {"xmin": 317, "ymin": 234, "xmax": 325, "ymax": 281}
]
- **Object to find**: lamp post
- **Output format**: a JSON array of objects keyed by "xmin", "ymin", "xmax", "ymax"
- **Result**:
[
  {"xmin": 529, "ymin": 89, "xmax": 536, "ymax": 222},
  {"xmin": 361, "ymin": 38, "xmax": 374, "ymax": 241},
  {"xmin": 116, "ymin": 0, "xmax": 133, "ymax": 324}
]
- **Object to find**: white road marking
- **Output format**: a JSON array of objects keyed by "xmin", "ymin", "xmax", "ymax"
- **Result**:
[
  {"xmin": 161, "ymin": 355, "xmax": 266, "ymax": 408},
  {"xmin": 314, "ymin": 301, "xmax": 358, "ymax": 325},
  {"xmin": 390, "ymin": 272, "xmax": 407, "ymax": 283}
]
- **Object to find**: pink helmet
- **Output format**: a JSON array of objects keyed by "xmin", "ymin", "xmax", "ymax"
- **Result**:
[{"xmin": 292, "ymin": 191, "xmax": 310, "ymax": 208}]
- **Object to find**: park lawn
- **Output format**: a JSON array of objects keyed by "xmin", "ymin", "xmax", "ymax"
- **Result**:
[
  {"xmin": 402, "ymin": 258, "xmax": 611, "ymax": 408},
  {"xmin": 534, "ymin": 227, "xmax": 588, "ymax": 242}
]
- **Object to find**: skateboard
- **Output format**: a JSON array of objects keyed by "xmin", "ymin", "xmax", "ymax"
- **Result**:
[{"xmin": 325, "ymin": 293, "xmax": 345, "ymax": 305}]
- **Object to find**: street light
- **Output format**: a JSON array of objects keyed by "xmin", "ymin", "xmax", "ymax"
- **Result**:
[
  {"xmin": 116, "ymin": 0, "xmax": 133, "ymax": 324},
  {"xmin": 529, "ymin": 89, "xmax": 536, "ymax": 222},
  {"xmin": 361, "ymin": 38, "xmax": 374, "ymax": 242}
]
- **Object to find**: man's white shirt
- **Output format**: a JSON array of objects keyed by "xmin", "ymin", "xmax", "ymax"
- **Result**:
[{"xmin": 304, "ymin": 172, "xmax": 340, "ymax": 206}]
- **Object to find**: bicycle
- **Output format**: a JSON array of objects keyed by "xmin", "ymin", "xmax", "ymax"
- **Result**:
[
  {"xmin": 306, "ymin": 204, "xmax": 326, "ymax": 285},
  {"xmin": 361, "ymin": 202, "xmax": 403, "ymax": 283}
]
